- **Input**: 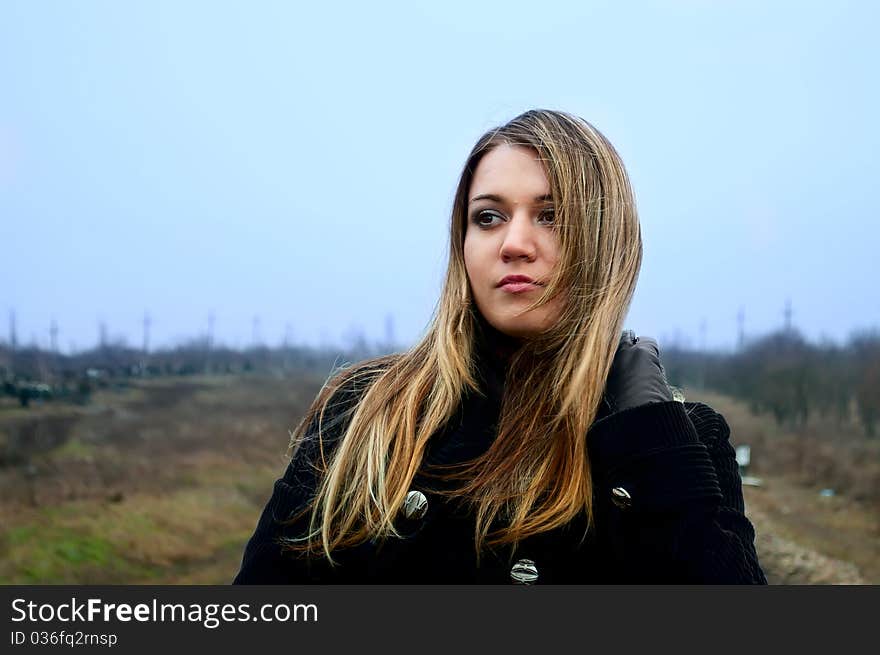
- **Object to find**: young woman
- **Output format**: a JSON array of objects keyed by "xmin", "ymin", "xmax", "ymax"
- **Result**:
[{"xmin": 233, "ymin": 109, "xmax": 767, "ymax": 584}]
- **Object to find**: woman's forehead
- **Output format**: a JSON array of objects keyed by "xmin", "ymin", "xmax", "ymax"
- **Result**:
[{"xmin": 469, "ymin": 144, "xmax": 550, "ymax": 202}]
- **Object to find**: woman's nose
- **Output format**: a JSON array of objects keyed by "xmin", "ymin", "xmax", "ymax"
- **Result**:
[{"xmin": 500, "ymin": 211, "xmax": 538, "ymax": 261}]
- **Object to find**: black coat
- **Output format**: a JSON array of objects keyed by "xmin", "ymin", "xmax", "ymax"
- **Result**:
[{"xmin": 233, "ymin": 333, "xmax": 767, "ymax": 585}]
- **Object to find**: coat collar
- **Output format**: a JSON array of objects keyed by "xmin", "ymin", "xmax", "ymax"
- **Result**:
[{"xmin": 472, "ymin": 310, "xmax": 521, "ymax": 404}]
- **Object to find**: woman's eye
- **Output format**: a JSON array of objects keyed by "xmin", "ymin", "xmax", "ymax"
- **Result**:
[
  {"xmin": 539, "ymin": 209, "xmax": 555, "ymax": 224},
  {"xmin": 473, "ymin": 210, "xmax": 502, "ymax": 228}
]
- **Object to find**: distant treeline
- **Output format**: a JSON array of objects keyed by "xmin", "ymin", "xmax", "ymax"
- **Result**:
[
  {"xmin": 2, "ymin": 328, "xmax": 879, "ymax": 437},
  {"xmin": 0, "ymin": 336, "xmax": 387, "ymax": 408},
  {"xmin": 663, "ymin": 328, "xmax": 880, "ymax": 437}
]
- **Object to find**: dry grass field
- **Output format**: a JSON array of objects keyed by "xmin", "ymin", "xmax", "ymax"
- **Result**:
[
  {"xmin": 0, "ymin": 375, "xmax": 876, "ymax": 584},
  {"xmin": 0, "ymin": 374, "xmax": 320, "ymax": 584}
]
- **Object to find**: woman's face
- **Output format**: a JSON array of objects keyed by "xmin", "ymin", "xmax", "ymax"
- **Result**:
[{"xmin": 464, "ymin": 143, "xmax": 565, "ymax": 340}]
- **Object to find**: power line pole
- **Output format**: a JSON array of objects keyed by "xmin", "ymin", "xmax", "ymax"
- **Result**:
[
  {"xmin": 142, "ymin": 312, "xmax": 151, "ymax": 354},
  {"xmin": 282, "ymin": 322, "xmax": 294, "ymax": 372},
  {"xmin": 9, "ymin": 310, "xmax": 17, "ymax": 352},
  {"xmin": 207, "ymin": 312, "xmax": 215, "ymax": 350},
  {"xmin": 252, "ymin": 315, "xmax": 261, "ymax": 348},
  {"xmin": 35, "ymin": 330, "xmax": 48, "ymax": 380},
  {"xmin": 783, "ymin": 298, "xmax": 793, "ymax": 333},
  {"xmin": 205, "ymin": 312, "xmax": 215, "ymax": 374},
  {"xmin": 50, "ymin": 319, "xmax": 59, "ymax": 354},
  {"xmin": 736, "ymin": 307, "xmax": 745, "ymax": 351}
]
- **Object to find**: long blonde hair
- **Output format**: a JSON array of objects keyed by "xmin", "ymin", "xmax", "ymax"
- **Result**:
[{"xmin": 280, "ymin": 109, "xmax": 642, "ymax": 566}]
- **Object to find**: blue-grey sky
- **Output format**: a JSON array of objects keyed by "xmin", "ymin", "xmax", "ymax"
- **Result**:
[{"xmin": 2, "ymin": 0, "xmax": 877, "ymax": 353}]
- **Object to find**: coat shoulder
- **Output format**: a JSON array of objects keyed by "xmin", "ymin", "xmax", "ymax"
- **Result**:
[{"xmin": 682, "ymin": 400, "xmax": 731, "ymax": 448}]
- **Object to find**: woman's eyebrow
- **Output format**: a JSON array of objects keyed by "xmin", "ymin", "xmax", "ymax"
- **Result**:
[{"xmin": 469, "ymin": 193, "xmax": 553, "ymax": 205}]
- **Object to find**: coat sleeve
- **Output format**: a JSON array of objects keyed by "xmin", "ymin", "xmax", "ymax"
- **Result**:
[
  {"xmin": 586, "ymin": 400, "xmax": 768, "ymax": 584},
  {"xmin": 231, "ymin": 375, "xmax": 368, "ymax": 585}
]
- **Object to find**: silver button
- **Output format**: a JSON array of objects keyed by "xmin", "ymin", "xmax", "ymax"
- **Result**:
[
  {"xmin": 510, "ymin": 558, "xmax": 539, "ymax": 584},
  {"xmin": 611, "ymin": 487, "xmax": 632, "ymax": 509},
  {"xmin": 402, "ymin": 490, "xmax": 428, "ymax": 520}
]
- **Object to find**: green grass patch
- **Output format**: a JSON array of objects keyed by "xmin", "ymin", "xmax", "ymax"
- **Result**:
[
  {"xmin": 51, "ymin": 437, "xmax": 97, "ymax": 461},
  {"xmin": 0, "ymin": 478, "xmax": 273, "ymax": 584},
  {"xmin": 1, "ymin": 525, "xmax": 137, "ymax": 584}
]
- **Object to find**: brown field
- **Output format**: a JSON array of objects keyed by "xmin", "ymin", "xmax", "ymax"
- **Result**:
[{"xmin": 0, "ymin": 375, "xmax": 877, "ymax": 584}]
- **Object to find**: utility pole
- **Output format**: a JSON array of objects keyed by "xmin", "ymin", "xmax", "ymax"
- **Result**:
[
  {"xmin": 205, "ymin": 312, "xmax": 215, "ymax": 375},
  {"xmin": 50, "ymin": 319, "xmax": 59, "ymax": 353},
  {"xmin": 783, "ymin": 298, "xmax": 793, "ymax": 334},
  {"xmin": 99, "ymin": 321, "xmax": 108, "ymax": 350},
  {"xmin": 282, "ymin": 322, "xmax": 294, "ymax": 373},
  {"xmin": 207, "ymin": 312, "xmax": 215, "ymax": 350},
  {"xmin": 36, "ymin": 329, "xmax": 49, "ymax": 380},
  {"xmin": 142, "ymin": 312, "xmax": 151, "ymax": 354},
  {"xmin": 736, "ymin": 307, "xmax": 745, "ymax": 351},
  {"xmin": 9, "ymin": 310, "xmax": 17, "ymax": 352},
  {"xmin": 252, "ymin": 315, "xmax": 261, "ymax": 348}
]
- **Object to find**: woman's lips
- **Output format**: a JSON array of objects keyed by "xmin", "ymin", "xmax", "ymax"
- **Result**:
[{"xmin": 499, "ymin": 282, "xmax": 541, "ymax": 294}]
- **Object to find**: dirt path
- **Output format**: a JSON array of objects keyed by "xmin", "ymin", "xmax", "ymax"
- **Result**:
[{"xmin": 743, "ymin": 474, "xmax": 878, "ymax": 584}]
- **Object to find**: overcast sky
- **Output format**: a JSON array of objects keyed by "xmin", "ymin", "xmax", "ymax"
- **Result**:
[{"xmin": 2, "ymin": 0, "xmax": 877, "ymax": 354}]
